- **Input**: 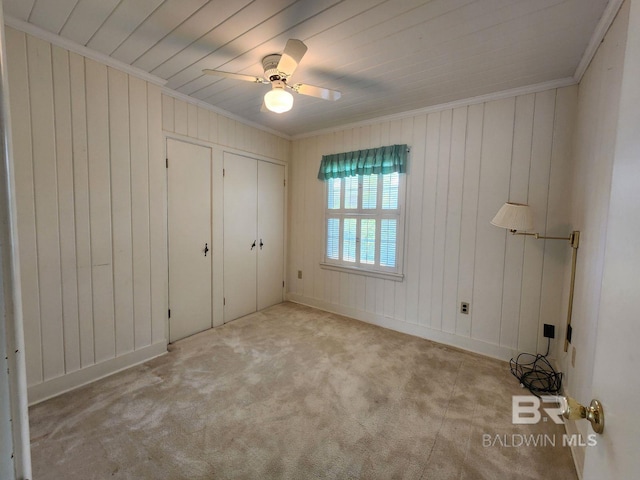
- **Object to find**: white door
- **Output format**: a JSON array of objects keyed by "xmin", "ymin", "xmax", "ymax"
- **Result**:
[
  {"xmin": 257, "ymin": 161, "xmax": 285, "ymax": 310},
  {"xmin": 167, "ymin": 139, "xmax": 212, "ymax": 342},
  {"xmin": 223, "ymin": 152, "xmax": 257, "ymax": 322},
  {"xmin": 583, "ymin": 1, "xmax": 640, "ymax": 475}
]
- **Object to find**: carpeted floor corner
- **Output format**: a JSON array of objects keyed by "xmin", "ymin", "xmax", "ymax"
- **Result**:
[{"xmin": 29, "ymin": 302, "xmax": 577, "ymax": 479}]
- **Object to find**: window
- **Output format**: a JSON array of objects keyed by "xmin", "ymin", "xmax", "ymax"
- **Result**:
[{"xmin": 322, "ymin": 172, "xmax": 405, "ymax": 280}]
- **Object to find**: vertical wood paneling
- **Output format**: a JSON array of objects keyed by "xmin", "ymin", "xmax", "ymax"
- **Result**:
[
  {"xmin": 538, "ymin": 87, "xmax": 576, "ymax": 353},
  {"xmin": 471, "ymin": 97, "xmax": 515, "ymax": 344},
  {"xmin": 129, "ymin": 77, "xmax": 153, "ymax": 350},
  {"xmin": 52, "ymin": 46, "xmax": 81, "ymax": 374},
  {"xmin": 6, "ymin": 28, "xmax": 43, "ymax": 385},
  {"xmin": 391, "ymin": 118, "xmax": 407, "ymax": 321},
  {"xmin": 499, "ymin": 94, "xmax": 534, "ymax": 348},
  {"xmin": 317, "ymin": 135, "xmax": 330, "ymax": 303},
  {"xmin": 518, "ymin": 90, "xmax": 556, "ymax": 353},
  {"xmin": 236, "ymin": 122, "xmax": 248, "ymax": 153},
  {"xmin": 108, "ymin": 68, "xmax": 134, "ymax": 356},
  {"xmin": 302, "ymin": 135, "xmax": 316, "ymax": 300},
  {"xmin": 69, "ymin": 52, "xmax": 95, "ymax": 368},
  {"xmin": 174, "ymin": 99, "xmax": 188, "ymax": 135},
  {"xmin": 217, "ymin": 115, "xmax": 228, "ymax": 146},
  {"xmin": 162, "ymin": 95, "xmax": 174, "ymax": 132},
  {"xmin": 417, "ymin": 112, "xmax": 440, "ymax": 326},
  {"xmin": 404, "ymin": 115, "xmax": 427, "ymax": 324},
  {"xmin": 197, "ymin": 107, "xmax": 209, "ymax": 142},
  {"xmin": 27, "ymin": 35, "xmax": 65, "ymax": 381},
  {"xmin": 226, "ymin": 119, "xmax": 237, "ymax": 148},
  {"xmin": 85, "ymin": 58, "xmax": 116, "ymax": 363},
  {"xmin": 288, "ymin": 138, "xmax": 301, "ymax": 295},
  {"xmin": 430, "ymin": 110, "xmax": 452, "ymax": 330},
  {"xmin": 187, "ymin": 103, "xmax": 198, "ymax": 138},
  {"xmin": 148, "ymin": 84, "xmax": 166, "ymax": 344},
  {"xmin": 441, "ymin": 107, "xmax": 467, "ymax": 334},
  {"xmin": 208, "ymin": 111, "xmax": 218, "ymax": 144},
  {"xmin": 456, "ymin": 103, "xmax": 483, "ymax": 337}
]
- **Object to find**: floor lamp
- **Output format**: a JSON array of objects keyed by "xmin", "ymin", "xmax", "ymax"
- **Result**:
[
  {"xmin": 490, "ymin": 203, "xmax": 603, "ymax": 434},
  {"xmin": 490, "ymin": 202, "xmax": 579, "ymax": 352}
]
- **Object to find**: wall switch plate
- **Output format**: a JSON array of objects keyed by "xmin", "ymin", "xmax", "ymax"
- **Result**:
[
  {"xmin": 543, "ymin": 324, "xmax": 555, "ymax": 339},
  {"xmin": 460, "ymin": 302, "xmax": 470, "ymax": 314}
]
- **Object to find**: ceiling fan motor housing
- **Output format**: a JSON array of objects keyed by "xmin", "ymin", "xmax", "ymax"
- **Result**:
[{"xmin": 262, "ymin": 54, "xmax": 284, "ymax": 81}]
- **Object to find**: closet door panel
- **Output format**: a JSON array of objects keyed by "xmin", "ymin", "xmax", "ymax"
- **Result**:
[
  {"xmin": 223, "ymin": 152, "xmax": 258, "ymax": 322},
  {"xmin": 257, "ymin": 161, "xmax": 285, "ymax": 310}
]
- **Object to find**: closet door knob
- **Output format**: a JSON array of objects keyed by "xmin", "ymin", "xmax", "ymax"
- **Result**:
[
  {"xmin": 260, "ymin": 239, "xmax": 264, "ymax": 250},
  {"xmin": 250, "ymin": 240, "xmax": 256, "ymax": 250},
  {"xmin": 204, "ymin": 243, "xmax": 209, "ymax": 256}
]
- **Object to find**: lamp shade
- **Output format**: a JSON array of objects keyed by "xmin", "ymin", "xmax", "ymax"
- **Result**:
[
  {"xmin": 491, "ymin": 202, "xmax": 534, "ymax": 231},
  {"xmin": 264, "ymin": 85, "xmax": 293, "ymax": 113}
]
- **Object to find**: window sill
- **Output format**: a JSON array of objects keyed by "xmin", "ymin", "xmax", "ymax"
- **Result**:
[{"xmin": 319, "ymin": 262, "xmax": 404, "ymax": 282}]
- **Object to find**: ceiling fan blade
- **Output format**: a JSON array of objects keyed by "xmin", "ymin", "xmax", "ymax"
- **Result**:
[
  {"xmin": 277, "ymin": 39, "xmax": 308, "ymax": 77},
  {"xmin": 292, "ymin": 83, "xmax": 341, "ymax": 101},
  {"xmin": 202, "ymin": 69, "xmax": 267, "ymax": 84}
]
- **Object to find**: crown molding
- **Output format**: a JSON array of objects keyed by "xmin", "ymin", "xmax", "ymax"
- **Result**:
[
  {"xmin": 5, "ymin": 16, "xmax": 167, "ymax": 87},
  {"xmin": 161, "ymin": 88, "xmax": 292, "ymax": 140},
  {"xmin": 573, "ymin": 0, "xmax": 625, "ymax": 82},
  {"xmin": 291, "ymin": 76, "xmax": 577, "ymax": 140}
]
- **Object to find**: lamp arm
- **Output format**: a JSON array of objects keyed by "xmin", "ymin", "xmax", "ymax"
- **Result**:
[
  {"xmin": 509, "ymin": 230, "xmax": 579, "ymax": 246},
  {"xmin": 536, "ymin": 234, "xmax": 572, "ymax": 241}
]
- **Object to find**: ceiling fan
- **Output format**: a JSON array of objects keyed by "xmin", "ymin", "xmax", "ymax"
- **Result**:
[{"xmin": 202, "ymin": 39, "xmax": 341, "ymax": 114}]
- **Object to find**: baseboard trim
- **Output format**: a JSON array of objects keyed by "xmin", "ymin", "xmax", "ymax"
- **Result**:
[
  {"xmin": 286, "ymin": 294, "xmax": 516, "ymax": 362},
  {"xmin": 27, "ymin": 342, "xmax": 167, "ymax": 406}
]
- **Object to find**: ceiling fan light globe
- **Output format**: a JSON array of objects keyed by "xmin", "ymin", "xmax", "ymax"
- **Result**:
[{"xmin": 264, "ymin": 88, "xmax": 293, "ymax": 113}]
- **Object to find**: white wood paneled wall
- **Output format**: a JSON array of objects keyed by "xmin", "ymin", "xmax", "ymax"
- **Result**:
[
  {"xmin": 160, "ymin": 94, "xmax": 290, "ymax": 161},
  {"xmin": 288, "ymin": 87, "xmax": 577, "ymax": 360},
  {"xmin": 6, "ymin": 27, "xmax": 166, "ymax": 402}
]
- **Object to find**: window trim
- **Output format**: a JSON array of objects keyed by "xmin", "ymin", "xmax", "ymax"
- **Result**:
[{"xmin": 321, "ymin": 172, "xmax": 406, "ymax": 281}]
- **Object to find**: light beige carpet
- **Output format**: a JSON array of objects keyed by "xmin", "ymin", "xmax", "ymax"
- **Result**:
[{"xmin": 29, "ymin": 302, "xmax": 577, "ymax": 479}]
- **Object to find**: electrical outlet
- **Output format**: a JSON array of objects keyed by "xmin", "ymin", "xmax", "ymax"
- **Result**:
[
  {"xmin": 297, "ymin": 270, "xmax": 302, "ymax": 279},
  {"xmin": 543, "ymin": 324, "xmax": 555, "ymax": 339},
  {"xmin": 460, "ymin": 302, "xmax": 470, "ymax": 314}
]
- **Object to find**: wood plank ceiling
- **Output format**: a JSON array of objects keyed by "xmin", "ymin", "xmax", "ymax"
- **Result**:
[{"xmin": 4, "ymin": 0, "xmax": 609, "ymax": 136}]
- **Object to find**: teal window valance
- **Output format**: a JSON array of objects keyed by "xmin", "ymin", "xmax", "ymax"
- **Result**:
[{"xmin": 317, "ymin": 144, "xmax": 408, "ymax": 180}]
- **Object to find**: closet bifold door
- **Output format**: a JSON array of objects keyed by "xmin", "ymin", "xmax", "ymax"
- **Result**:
[
  {"xmin": 257, "ymin": 161, "xmax": 285, "ymax": 310},
  {"xmin": 223, "ymin": 152, "xmax": 258, "ymax": 322}
]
